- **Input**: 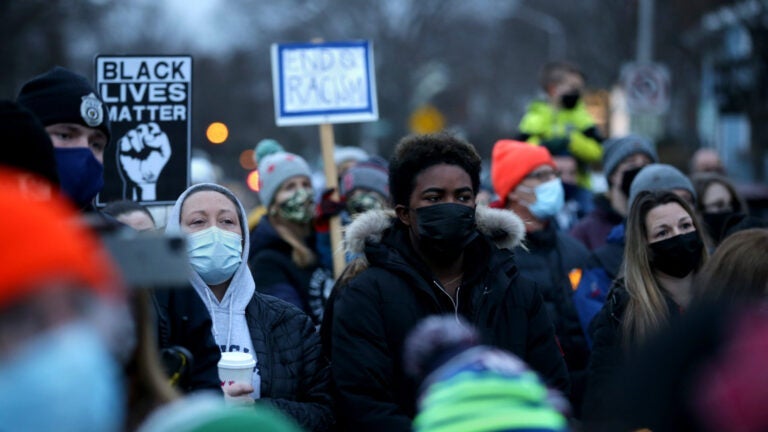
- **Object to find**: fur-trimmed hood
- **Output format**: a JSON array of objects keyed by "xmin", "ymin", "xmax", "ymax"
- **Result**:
[{"xmin": 344, "ymin": 205, "xmax": 526, "ymax": 257}]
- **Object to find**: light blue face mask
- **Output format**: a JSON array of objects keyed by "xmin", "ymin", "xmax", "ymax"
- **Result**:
[
  {"xmin": 522, "ymin": 178, "xmax": 565, "ymax": 219},
  {"xmin": 0, "ymin": 322, "xmax": 124, "ymax": 432},
  {"xmin": 186, "ymin": 226, "xmax": 243, "ymax": 285}
]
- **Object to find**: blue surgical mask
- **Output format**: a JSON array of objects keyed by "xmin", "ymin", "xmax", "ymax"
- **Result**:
[
  {"xmin": 0, "ymin": 323, "xmax": 124, "ymax": 432},
  {"xmin": 186, "ymin": 226, "xmax": 243, "ymax": 285},
  {"xmin": 54, "ymin": 147, "xmax": 104, "ymax": 208},
  {"xmin": 522, "ymin": 178, "xmax": 565, "ymax": 219}
]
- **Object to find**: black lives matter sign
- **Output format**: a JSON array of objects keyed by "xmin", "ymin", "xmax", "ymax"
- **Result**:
[{"xmin": 95, "ymin": 55, "xmax": 191, "ymax": 205}]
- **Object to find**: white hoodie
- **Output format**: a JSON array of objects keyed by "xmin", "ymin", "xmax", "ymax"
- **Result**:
[{"xmin": 166, "ymin": 183, "xmax": 260, "ymax": 397}]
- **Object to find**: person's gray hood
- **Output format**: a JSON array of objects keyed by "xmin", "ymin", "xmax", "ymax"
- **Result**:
[{"xmin": 166, "ymin": 183, "xmax": 255, "ymax": 347}]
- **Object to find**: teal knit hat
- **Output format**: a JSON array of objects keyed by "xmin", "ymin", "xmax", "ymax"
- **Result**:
[{"xmin": 405, "ymin": 316, "xmax": 569, "ymax": 432}]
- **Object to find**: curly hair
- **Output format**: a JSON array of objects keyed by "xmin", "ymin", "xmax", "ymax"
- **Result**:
[{"xmin": 389, "ymin": 132, "xmax": 482, "ymax": 207}]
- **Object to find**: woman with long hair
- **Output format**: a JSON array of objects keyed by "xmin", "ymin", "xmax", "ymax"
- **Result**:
[
  {"xmin": 248, "ymin": 149, "xmax": 332, "ymax": 325},
  {"xmin": 583, "ymin": 190, "xmax": 708, "ymax": 425}
]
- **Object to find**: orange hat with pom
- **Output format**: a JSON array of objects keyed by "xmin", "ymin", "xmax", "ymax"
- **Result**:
[
  {"xmin": 0, "ymin": 169, "xmax": 121, "ymax": 309},
  {"xmin": 491, "ymin": 140, "xmax": 556, "ymax": 206}
]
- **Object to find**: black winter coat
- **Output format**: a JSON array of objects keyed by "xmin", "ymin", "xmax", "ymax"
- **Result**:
[
  {"xmin": 582, "ymin": 281, "xmax": 681, "ymax": 425},
  {"xmin": 249, "ymin": 217, "xmax": 331, "ymax": 325},
  {"xmin": 327, "ymin": 208, "xmax": 569, "ymax": 432},
  {"xmin": 245, "ymin": 292, "xmax": 334, "ymax": 431},
  {"xmin": 513, "ymin": 221, "xmax": 591, "ymax": 412}
]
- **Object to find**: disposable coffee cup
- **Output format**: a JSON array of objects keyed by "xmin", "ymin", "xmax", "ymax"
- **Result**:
[{"xmin": 218, "ymin": 352, "xmax": 256, "ymax": 403}]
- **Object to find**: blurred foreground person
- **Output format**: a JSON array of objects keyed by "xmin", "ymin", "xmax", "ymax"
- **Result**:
[
  {"xmin": 329, "ymin": 133, "xmax": 568, "ymax": 431},
  {"xmin": 167, "ymin": 183, "xmax": 334, "ymax": 431},
  {"xmin": 583, "ymin": 191, "xmax": 708, "ymax": 425},
  {"xmin": 404, "ymin": 315, "xmax": 569, "ymax": 432},
  {"xmin": 694, "ymin": 228, "xmax": 768, "ymax": 302},
  {"xmin": 0, "ymin": 100, "xmax": 60, "ymax": 188},
  {"xmin": 600, "ymin": 300, "xmax": 768, "ymax": 431},
  {"xmin": 0, "ymin": 170, "xmax": 126, "ymax": 431}
]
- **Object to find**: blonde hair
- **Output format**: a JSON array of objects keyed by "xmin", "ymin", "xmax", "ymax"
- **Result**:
[{"xmin": 621, "ymin": 191, "xmax": 708, "ymax": 345}]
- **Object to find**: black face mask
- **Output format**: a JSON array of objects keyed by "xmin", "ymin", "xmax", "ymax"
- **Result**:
[
  {"xmin": 560, "ymin": 90, "xmax": 581, "ymax": 109},
  {"xmin": 620, "ymin": 166, "xmax": 644, "ymax": 198},
  {"xmin": 413, "ymin": 203, "xmax": 478, "ymax": 265},
  {"xmin": 649, "ymin": 231, "xmax": 704, "ymax": 278},
  {"xmin": 702, "ymin": 211, "xmax": 742, "ymax": 244}
]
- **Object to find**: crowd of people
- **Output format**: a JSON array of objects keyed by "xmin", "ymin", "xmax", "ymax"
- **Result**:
[{"xmin": 1, "ymin": 61, "xmax": 767, "ymax": 432}]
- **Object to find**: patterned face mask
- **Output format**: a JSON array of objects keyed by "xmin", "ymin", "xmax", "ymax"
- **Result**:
[
  {"xmin": 346, "ymin": 192, "xmax": 386, "ymax": 216},
  {"xmin": 277, "ymin": 188, "xmax": 314, "ymax": 224}
]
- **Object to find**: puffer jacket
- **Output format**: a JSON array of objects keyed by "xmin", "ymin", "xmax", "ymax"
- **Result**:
[
  {"xmin": 326, "ymin": 206, "xmax": 570, "ymax": 431},
  {"xmin": 247, "ymin": 292, "xmax": 334, "ymax": 431},
  {"xmin": 513, "ymin": 220, "xmax": 591, "ymax": 414}
]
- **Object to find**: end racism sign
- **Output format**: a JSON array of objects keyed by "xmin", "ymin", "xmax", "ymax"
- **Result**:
[
  {"xmin": 271, "ymin": 40, "xmax": 378, "ymax": 126},
  {"xmin": 95, "ymin": 55, "xmax": 191, "ymax": 205}
]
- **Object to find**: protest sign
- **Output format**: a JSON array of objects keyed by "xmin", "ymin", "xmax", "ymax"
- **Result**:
[
  {"xmin": 95, "ymin": 55, "xmax": 191, "ymax": 204},
  {"xmin": 271, "ymin": 41, "xmax": 378, "ymax": 126}
]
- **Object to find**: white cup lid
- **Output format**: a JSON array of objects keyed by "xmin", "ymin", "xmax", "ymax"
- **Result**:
[{"xmin": 218, "ymin": 352, "xmax": 256, "ymax": 369}]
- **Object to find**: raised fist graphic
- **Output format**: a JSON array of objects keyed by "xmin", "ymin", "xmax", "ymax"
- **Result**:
[{"xmin": 117, "ymin": 122, "xmax": 171, "ymax": 201}]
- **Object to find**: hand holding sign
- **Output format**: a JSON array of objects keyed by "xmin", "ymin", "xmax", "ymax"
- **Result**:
[{"xmin": 118, "ymin": 122, "xmax": 171, "ymax": 201}]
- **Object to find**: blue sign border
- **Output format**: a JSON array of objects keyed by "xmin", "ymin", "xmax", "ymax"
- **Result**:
[{"xmin": 275, "ymin": 40, "xmax": 376, "ymax": 119}]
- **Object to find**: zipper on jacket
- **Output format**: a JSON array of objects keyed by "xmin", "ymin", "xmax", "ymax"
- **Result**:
[{"xmin": 433, "ymin": 280, "xmax": 461, "ymax": 322}]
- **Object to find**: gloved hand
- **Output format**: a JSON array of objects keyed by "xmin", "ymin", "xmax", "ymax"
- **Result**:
[{"xmin": 316, "ymin": 188, "xmax": 346, "ymax": 220}]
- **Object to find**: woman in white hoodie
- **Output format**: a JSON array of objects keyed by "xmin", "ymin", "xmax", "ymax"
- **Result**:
[{"xmin": 166, "ymin": 183, "xmax": 334, "ymax": 431}]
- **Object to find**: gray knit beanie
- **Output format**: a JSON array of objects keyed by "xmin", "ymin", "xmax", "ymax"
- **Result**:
[
  {"xmin": 339, "ymin": 162, "xmax": 389, "ymax": 199},
  {"xmin": 628, "ymin": 163, "xmax": 696, "ymax": 210},
  {"xmin": 602, "ymin": 134, "xmax": 658, "ymax": 178},
  {"xmin": 257, "ymin": 151, "xmax": 312, "ymax": 207}
]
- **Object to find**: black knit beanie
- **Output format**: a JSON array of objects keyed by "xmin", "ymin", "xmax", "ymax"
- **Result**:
[
  {"xmin": 0, "ymin": 100, "xmax": 60, "ymax": 185},
  {"xmin": 16, "ymin": 66, "xmax": 111, "ymax": 143}
]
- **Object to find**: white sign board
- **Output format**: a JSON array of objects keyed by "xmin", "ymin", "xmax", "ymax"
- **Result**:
[
  {"xmin": 621, "ymin": 62, "xmax": 670, "ymax": 115},
  {"xmin": 271, "ymin": 41, "xmax": 378, "ymax": 126}
]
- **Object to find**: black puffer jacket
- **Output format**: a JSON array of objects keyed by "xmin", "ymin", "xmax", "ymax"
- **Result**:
[
  {"xmin": 582, "ymin": 281, "xmax": 681, "ymax": 426},
  {"xmin": 513, "ymin": 221, "xmax": 591, "ymax": 413},
  {"xmin": 327, "ymin": 207, "xmax": 569, "ymax": 432},
  {"xmin": 246, "ymin": 293, "xmax": 334, "ymax": 431}
]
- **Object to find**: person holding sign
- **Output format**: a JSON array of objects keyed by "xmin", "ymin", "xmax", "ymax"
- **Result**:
[
  {"xmin": 328, "ymin": 133, "xmax": 569, "ymax": 431},
  {"xmin": 248, "ymin": 146, "xmax": 332, "ymax": 326},
  {"xmin": 166, "ymin": 182, "xmax": 334, "ymax": 431}
]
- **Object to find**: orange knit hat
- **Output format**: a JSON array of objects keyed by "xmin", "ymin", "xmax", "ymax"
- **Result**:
[
  {"xmin": 491, "ymin": 140, "xmax": 556, "ymax": 206},
  {"xmin": 0, "ymin": 169, "xmax": 122, "ymax": 309}
]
